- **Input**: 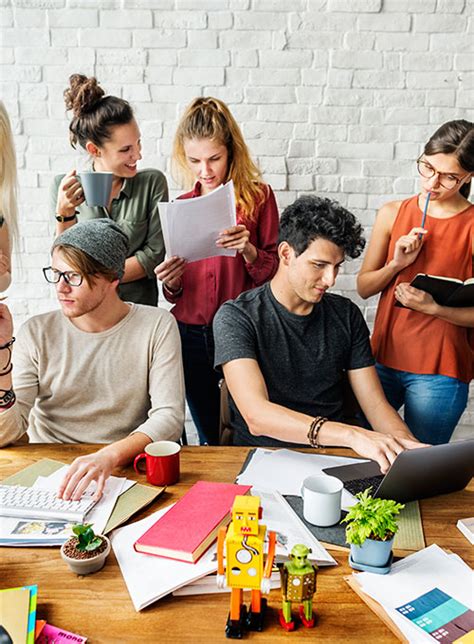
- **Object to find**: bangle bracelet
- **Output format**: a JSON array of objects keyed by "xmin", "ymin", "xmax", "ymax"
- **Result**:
[
  {"xmin": 163, "ymin": 282, "xmax": 183, "ymax": 296},
  {"xmin": 307, "ymin": 416, "xmax": 328, "ymax": 449}
]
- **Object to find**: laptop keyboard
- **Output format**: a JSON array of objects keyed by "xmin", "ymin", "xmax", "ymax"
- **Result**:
[{"xmin": 344, "ymin": 475, "xmax": 384, "ymax": 497}]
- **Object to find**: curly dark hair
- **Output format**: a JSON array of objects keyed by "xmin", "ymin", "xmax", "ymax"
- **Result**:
[
  {"xmin": 64, "ymin": 74, "xmax": 134, "ymax": 149},
  {"xmin": 279, "ymin": 195, "xmax": 365, "ymax": 259}
]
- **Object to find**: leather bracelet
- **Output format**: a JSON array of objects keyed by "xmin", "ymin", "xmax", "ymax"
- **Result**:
[
  {"xmin": 0, "ymin": 337, "xmax": 15, "ymax": 351},
  {"xmin": 0, "ymin": 388, "xmax": 16, "ymax": 409},
  {"xmin": 307, "ymin": 416, "xmax": 328, "ymax": 449},
  {"xmin": 0, "ymin": 363, "xmax": 12, "ymax": 376},
  {"xmin": 55, "ymin": 212, "xmax": 78, "ymax": 223}
]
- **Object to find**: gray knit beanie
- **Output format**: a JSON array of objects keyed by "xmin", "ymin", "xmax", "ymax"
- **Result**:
[{"xmin": 52, "ymin": 219, "xmax": 129, "ymax": 279}]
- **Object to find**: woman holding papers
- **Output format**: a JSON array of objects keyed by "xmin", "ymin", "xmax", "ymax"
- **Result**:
[
  {"xmin": 0, "ymin": 102, "xmax": 19, "ymax": 293},
  {"xmin": 50, "ymin": 74, "xmax": 168, "ymax": 306},
  {"xmin": 155, "ymin": 97, "xmax": 279, "ymax": 445},
  {"xmin": 357, "ymin": 120, "xmax": 474, "ymax": 444}
]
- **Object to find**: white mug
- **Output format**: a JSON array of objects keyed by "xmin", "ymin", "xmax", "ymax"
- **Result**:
[{"xmin": 301, "ymin": 475, "xmax": 343, "ymax": 527}]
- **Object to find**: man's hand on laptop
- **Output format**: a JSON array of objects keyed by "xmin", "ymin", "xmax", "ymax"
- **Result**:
[
  {"xmin": 350, "ymin": 428, "xmax": 426, "ymax": 474},
  {"xmin": 58, "ymin": 449, "xmax": 115, "ymax": 502}
]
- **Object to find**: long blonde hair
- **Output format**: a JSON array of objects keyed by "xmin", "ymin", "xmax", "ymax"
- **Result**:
[
  {"xmin": 0, "ymin": 101, "xmax": 19, "ymax": 246},
  {"xmin": 172, "ymin": 97, "xmax": 267, "ymax": 221}
]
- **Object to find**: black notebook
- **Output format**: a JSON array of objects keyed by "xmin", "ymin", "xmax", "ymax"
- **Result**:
[{"xmin": 396, "ymin": 273, "xmax": 474, "ymax": 308}]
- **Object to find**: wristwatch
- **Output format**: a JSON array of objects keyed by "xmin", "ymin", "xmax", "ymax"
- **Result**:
[{"xmin": 55, "ymin": 212, "xmax": 78, "ymax": 223}]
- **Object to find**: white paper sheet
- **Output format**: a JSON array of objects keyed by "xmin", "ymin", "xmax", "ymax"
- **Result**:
[
  {"xmin": 253, "ymin": 488, "xmax": 336, "ymax": 566},
  {"xmin": 34, "ymin": 467, "xmax": 132, "ymax": 534},
  {"xmin": 236, "ymin": 448, "xmax": 367, "ymax": 509},
  {"xmin": 355, "ymin": 545, "xmax": 474, "ymax": 643},
  {"xmin": 111, "ymin": 505, "xmax": 218, "ymax": 611},
  {"xmin": 159, "ymin": 180, "xmax": 237, "ymax": 262}
]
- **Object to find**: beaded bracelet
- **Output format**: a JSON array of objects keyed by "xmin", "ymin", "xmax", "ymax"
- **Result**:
[
  {"xmin": 0, "ymin": 337, "xmax": 15, "ymax": 377},
  {"xmin": 0, "ymin": 388, "xmax": 16, "ymax": 410},
  {"xmin": 307, "ymin": 416, "xmax": 328, "ymax": 449}
]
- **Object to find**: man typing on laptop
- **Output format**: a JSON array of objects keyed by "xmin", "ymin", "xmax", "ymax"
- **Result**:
[{"xmin": 214, "ymin": 196, "xmax": 425, "ymax": 473}]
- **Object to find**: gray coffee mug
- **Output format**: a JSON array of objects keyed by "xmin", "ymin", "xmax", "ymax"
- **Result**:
[{"xmin": 78, "ymin": 172, "xmax": 113, "ymax": 208}]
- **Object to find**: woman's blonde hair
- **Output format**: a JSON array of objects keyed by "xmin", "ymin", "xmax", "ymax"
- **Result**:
[
  {"xmin": 172, "ymin": 97, "xmax": 267, "ymax": 221},
  {"xmin": 0, "ymin": 101, "xmax": 19, "ymax": 246}
]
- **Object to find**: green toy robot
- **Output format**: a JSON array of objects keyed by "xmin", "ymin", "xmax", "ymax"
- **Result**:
[{"xmin": 279, "ymin": 544, "xmax": 318, "ymax": 631}]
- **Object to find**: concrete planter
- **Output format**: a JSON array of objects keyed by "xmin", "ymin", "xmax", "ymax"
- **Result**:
[{"xmin": 61, "ymin": 535, "xmax": 111, "ymax": 575}]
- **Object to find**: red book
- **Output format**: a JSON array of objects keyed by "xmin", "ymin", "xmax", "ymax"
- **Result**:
[{"xmin": 133, "ymin": 480, "xmax": 251, "ymax": 563}]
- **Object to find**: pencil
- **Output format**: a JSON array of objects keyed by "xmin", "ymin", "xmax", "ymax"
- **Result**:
[{"xmin": 419, "ymin": 191, "xmax": 430, "ymax": 240}]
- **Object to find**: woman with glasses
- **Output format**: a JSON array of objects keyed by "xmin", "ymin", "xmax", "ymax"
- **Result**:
[{"xmin": 357, "ymin": 120, "xmax": 474, "ymax": 444}]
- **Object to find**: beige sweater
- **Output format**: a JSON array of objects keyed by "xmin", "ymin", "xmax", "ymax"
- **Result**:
[{"xmin": 0, "ymin": 304, "xmax": 185, "ymax": 445}]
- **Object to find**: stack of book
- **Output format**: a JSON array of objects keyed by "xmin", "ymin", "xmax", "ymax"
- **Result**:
[{"xmin": 111, "ymin": 479, "xmax": 336, "ymax": 611}]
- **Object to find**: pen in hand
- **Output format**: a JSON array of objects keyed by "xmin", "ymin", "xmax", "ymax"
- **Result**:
[{"xmin": 419, "ymin": 192, "xmax": 431, "ymax": 240}]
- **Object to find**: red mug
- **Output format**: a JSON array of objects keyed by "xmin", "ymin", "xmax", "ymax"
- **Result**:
[{"xmin": 133, "ymin": 441, "xmax": 181, "ymax": 486}]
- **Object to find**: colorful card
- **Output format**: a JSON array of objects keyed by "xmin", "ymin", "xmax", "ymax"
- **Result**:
[
  {"xmin": 35, "ymin": 623, "xmax": 87, "ymax": 643},
  {"xmin": 396, "ymin": 587, "xmax": 474, "ymax": 643}
]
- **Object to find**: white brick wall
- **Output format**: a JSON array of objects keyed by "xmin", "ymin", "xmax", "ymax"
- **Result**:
[{"xmin": 2, "ymin": 0, "xmax": 473, "ymax": 426}]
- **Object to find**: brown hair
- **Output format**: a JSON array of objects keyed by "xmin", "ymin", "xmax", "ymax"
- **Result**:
[
  {"xmin": 64, "ymin": 74, "xmax": 134, "ymax": 149},
  {"xmin": 423, "ymin": 119, "xmax": 474, "ymax": 199},
  {"xmin": 172, "ymin": 97, "xmax": 267, "ymax": 221},
  {"xmin": 55, "ymin": 245, "xmax": 118, "ymax": 288}
]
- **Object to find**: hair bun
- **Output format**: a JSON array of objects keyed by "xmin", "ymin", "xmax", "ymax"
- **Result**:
[{"xmin": 64, "ymin": 74, "xmax": 105, "ymax": 117}]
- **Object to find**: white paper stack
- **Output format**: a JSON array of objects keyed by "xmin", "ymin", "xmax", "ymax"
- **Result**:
[
  {"xmin": 111, "ymin": 505, "xmax": 217, "ymax": 611},
  {"xmin": 354, "ymin": 544, "xmax": 474, "ymax": 642}
]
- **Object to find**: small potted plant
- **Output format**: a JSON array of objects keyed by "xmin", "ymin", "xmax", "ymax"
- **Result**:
[
  {"xmin": 61, "ymin": 523, "xmax": 111, "ymax": 575},
  {"xmin": 342, "ymin": 488, "xmax": 404, "ymax": 574}
]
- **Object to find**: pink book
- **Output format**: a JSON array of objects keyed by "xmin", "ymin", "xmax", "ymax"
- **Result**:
[
  {"xmin": 134, "ymin": 480, "xmax": 251, "ymax": 563},
  {"xmin": 36, "ymin": 623, "xmax": 87, "ymax": 643}
]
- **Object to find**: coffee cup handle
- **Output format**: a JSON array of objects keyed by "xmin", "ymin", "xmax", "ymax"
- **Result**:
[{"xmin": 133, "ymin": 453, "xmax": 147, "ymax": 474}]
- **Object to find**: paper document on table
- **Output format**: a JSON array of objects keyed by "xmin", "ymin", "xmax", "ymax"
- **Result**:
[
  {"xmin": 111, "ymin": 504, "xmax": 217, "ymax": 611},
  {"xmin": 34, "ymin": 467, "xmax": 130, "ymax": 535},
  {"xmin": 236, "ymin": 448, "xmax": 367, "ymax": 509},
  {"xmin": 352, "ymin": 545, "xmax": 474, "ymax": 643},
  {"xmin": 254, "ymin": 488, "xmax": 336, "ymax": 566},
  {"xmin": 159, "ymin": 180, "xmax": 237, "ymax": 263}
]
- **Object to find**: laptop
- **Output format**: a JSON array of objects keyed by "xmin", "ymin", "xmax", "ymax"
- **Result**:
[{"xmin": 322, "ymin": 439, "xmax": 474, "ymax": 503}]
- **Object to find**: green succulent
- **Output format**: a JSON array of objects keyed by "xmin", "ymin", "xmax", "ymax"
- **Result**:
[
  {"xmin": 72, "ymin": 523, "xmax": 103, "ymax": 553},
  {"xmin": 341, "ymin": 488, "xmax": 405, "ymax": 547}
]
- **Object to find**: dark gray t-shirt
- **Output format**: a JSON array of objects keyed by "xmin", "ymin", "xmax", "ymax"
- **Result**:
[{"xmin": 213, "ymin": 283, "xmax": 375, "ymax": 447}]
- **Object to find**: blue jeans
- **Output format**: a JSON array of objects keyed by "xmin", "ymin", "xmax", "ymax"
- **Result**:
[
  {"xmin": 178, "ymin": 322, "xmax": 221, "ymax": 446},
  {"xmin": 375, "ymin": 363, "xmax": 469, "ymax": 444}
]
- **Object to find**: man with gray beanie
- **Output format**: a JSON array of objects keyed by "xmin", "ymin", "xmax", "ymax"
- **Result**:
[{"xmin": 0, "ymin": 219, "xmax": 185, "ymax": 500}]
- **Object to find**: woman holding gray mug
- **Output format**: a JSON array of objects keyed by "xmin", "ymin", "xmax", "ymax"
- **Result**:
[{"xmin": 50, "ymin": 74, "xmax": 168, "ymax": 306}]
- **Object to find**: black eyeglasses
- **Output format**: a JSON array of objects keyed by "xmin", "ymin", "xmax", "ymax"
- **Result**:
[
  {"xmin": 417, "ymin": 157, "xmax": 469, "ymax": 190},
  {"xmin": 42, "ymin": 266, "xmax": 84, "ymax": 287}
]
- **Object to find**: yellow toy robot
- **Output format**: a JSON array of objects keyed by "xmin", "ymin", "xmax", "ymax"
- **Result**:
[{"xmin": 217, "ymin": 495, "xmax": 276, "ymax": 639}]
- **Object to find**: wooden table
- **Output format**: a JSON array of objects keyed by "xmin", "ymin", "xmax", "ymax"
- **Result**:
[{"xmin": 1, "ymin": 444, "xmax": 472, "ymax": 643}]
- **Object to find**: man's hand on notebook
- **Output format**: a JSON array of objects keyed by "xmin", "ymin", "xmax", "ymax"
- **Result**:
[{"xmin": 351, "ymin": 429, "xmax": 427, "ymax": 474}]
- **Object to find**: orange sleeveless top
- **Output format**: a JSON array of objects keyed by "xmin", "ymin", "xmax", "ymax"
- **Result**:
[{"xmin": 371, "ymin": 195, "xmax": 474, "ymax": 383}]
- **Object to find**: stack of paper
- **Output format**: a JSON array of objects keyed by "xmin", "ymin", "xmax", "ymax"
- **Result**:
[
  {"xmin": 349, "ymin": 545, "xmax": 474, "ymax": 643},
  {"xmin": 111, "ymin": 505, "xmax": 218, "ymax": 611},
  {"xmin": 160, "ymin": 180, "xmax": 237, "ymax": 263},
  {"xmin": 236, "ymin": 448, "xmax": 367, "ymax": 509}
]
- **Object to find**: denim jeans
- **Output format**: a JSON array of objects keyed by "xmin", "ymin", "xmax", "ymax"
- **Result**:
[
  {"xmin": 178, "ymin": 322, "xmax": 221, "ymax": 446},
  {"xmin": 375, "ymin": 363, "xmax": 469, "ymax": 444}
]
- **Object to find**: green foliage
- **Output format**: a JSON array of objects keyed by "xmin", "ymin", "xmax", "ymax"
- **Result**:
[
  {"xmin": 72, "ymin": 523, "xmax": 103, "ymax": 553},
  {"xmin": 341, "ymin": 488, "xmax": 405, "ymax": 547}
]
